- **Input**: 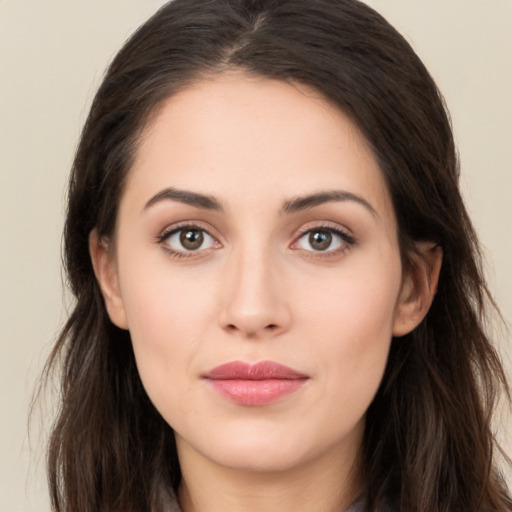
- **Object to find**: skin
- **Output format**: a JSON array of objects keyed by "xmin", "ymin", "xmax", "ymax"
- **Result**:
[{"xmin": 91, "ymin": 73, "xmax": 441, "ymax": 512}]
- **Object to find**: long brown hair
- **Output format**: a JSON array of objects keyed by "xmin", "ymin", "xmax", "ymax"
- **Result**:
[{"xmin": 42, "ymin": 0, "xmax": 511, "ymax": 510}]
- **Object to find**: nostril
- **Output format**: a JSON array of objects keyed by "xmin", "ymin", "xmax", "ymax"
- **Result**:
[{"xmin": 224, "ymin": 323, "xmax": 278, "ymax": 335}]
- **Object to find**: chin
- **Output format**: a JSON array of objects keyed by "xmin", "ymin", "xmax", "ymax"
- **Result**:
[{"xmin": 175, "ymin": 415, "xmax": 363, "ymax": 476}]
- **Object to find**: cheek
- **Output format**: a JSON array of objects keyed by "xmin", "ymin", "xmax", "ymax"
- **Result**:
[
  {"xmin": 117, "ymin": 252, "xmax": 217, "ymax": 404},
  {"xmin": 299, "ymin": 254, "xmax": 401, "ymax": 405}
]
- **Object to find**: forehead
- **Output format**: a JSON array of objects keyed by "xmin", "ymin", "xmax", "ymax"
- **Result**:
[{"xmin": 124, "ymin": 73, "xmax": 394, "ymax": 225}]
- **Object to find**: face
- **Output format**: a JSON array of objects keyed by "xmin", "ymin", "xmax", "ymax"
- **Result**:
[{"xmin": 92, "ymin": 74, "xmax": 432, "ymax": 479}]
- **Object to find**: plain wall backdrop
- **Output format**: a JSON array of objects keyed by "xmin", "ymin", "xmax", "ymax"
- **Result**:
[{"xmin": 0, "ymin": 1, "xmax": 510, "ymax": 510}]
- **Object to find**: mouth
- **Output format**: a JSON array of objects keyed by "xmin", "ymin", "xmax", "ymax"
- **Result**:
[{"xmin": 202, "ymin": 360, "xmax": 309, "ymax": 406}]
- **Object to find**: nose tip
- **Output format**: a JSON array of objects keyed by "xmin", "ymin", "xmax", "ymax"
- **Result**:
[{"xmin": 217, "ymin": 256, "xmax": 291, "ymax": 339}]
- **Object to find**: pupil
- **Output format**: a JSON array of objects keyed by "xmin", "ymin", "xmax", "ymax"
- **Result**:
[
  {"xmin": 180, "ymin": 229, "xmax": 203, "ymax": 250},
  {"xmin": 309, "ymin": 231, "xmax": 332, "ymax": 251}
]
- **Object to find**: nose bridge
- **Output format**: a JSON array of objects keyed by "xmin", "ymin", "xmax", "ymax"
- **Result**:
[{"xmin": 219, "ymin": 237, "xmax": 290, "ymax": 338}]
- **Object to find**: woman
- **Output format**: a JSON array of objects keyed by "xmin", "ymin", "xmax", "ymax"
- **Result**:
[{"xmin": 43, "ymin": 0, "xmax": 511, "ymax": 510}]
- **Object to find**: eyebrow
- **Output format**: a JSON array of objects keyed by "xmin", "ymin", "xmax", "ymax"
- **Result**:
[
  {"xmin": 143, "ymin": 187, "xmax": 223, "ymax": 212},
  {"xmin": 142, "ymin": 187, "xmax": 377, "ymax": 217},
  {"xmin": 282, "ymin": 190, "xmax": 377, "ymax": 217}
]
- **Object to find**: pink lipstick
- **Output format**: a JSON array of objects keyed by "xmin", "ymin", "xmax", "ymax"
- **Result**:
[{"xmin": 203, "ymin": 361, "xmax": 308, "ymax": 406}]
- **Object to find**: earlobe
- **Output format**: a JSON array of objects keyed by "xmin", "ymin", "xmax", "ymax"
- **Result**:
[
  {"xmin": 392, "ymin": 242, "xmax": 442, "ymax": 337},
  {"xmin": 89, "ymin": 229, "xmax": 129, "ymax": 330}
]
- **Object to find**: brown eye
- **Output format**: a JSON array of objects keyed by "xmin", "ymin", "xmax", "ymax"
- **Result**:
[
  {"xmin": 308, "ymin": 230, "xmax": 332, "ymax": 251},
  {"xmin": 164, "ymin": 227, "xmax": 216, "ymax": 253},
  {"xmin": 180, "ymin": 229, "xmax": 204, "ymax": 250},
  {"xmin": 296, "ymin": 227, "xmax": 348, "ymax": 253}
]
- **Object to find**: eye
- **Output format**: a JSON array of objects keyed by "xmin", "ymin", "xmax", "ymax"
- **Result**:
[
  {"xmin": 161, "ymin": 226, "xmax": 218, "ymax": 254},
  {"xmin": 295, "ymin": 227, "xmax": 353, "ymax": 253}
]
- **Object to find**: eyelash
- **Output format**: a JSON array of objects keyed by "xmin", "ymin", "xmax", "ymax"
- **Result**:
[{"xmin": 155, "ymin": 223, "xmax": 356, "ymax": 259}]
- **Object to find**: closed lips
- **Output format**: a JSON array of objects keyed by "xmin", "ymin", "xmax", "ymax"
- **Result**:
[{"xmin": 203, "ymin": 361, "xmax": 309, "ymax": 406}]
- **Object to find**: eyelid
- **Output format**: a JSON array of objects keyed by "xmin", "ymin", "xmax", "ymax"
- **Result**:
[
  {"xmin": 293, "ymin": 221, "xmax": 355, "ymax": 241},
  {"xmin": 156, "ymin": 219, "xmax": 221, "ymax": 239}
]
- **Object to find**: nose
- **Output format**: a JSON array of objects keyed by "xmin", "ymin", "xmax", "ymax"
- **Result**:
[{"xmin": 218, "ymin": 246, "xmax": 292, "ymax": 339}]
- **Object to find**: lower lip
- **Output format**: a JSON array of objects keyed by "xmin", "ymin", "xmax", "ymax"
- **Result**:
[{"xmin": 206, "ymin": 378, "xmax": 307, "ymax": 406}]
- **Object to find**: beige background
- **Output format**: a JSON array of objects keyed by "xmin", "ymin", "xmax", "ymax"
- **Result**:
[{"xmin": 0, "ymin": 1, "xmax": 510, "ymax": 510}]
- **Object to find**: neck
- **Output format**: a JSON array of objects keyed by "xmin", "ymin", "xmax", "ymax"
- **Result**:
[{"xmin": 176, "ymin": 436, "xmax": 363, "ymax": 512}]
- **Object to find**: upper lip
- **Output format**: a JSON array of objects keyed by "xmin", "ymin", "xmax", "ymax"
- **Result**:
[{"xmin": 203, "ymin": 360, "xmax": 308, "ymax": 380}]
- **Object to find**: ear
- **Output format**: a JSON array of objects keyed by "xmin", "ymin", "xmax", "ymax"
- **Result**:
[
  {"xmin": 392, "ymin": 242, "xmax": 442, "ymax": 337},
  {"xmin": 89, "ymin": 229, "xmax": 129, "ymax": 329}
]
